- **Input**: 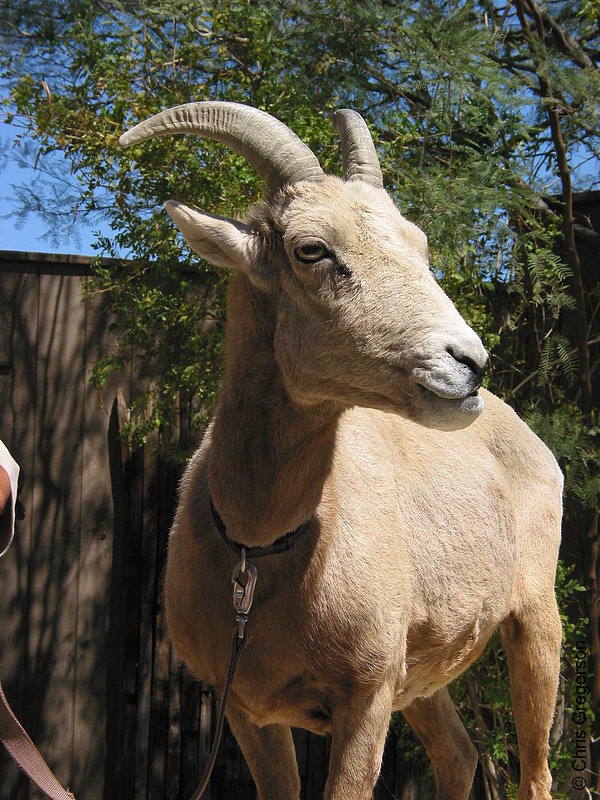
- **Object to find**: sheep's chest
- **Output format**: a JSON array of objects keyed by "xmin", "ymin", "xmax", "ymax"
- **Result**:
[{"xmin": 222, "ymin": 556, "xmax": 403, "ymax": 731}]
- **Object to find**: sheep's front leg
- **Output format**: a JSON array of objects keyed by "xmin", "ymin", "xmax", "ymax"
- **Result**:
[
  {"xmin": 325, "ymin": 683, "xmax": 394, "ymax": 800},
  {"xmin": 226, "ymin": 704, "xmax": 300, "ymax": 800},
  {"xmin": 500, "ymin": 595, "xmax": 562, "ymax": 800}
]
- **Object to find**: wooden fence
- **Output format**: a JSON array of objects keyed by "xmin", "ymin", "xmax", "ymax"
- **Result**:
[{"xmin": 0, "ymin": 250, "xmax": 444, "ymax": 799}]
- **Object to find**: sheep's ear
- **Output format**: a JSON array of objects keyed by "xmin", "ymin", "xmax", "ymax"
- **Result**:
[{"xmin": 165, "ymin": 200, "xmax": 260, "ymax": 274}]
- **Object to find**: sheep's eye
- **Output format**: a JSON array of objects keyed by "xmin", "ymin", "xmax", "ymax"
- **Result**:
[{"xmin": 294, "ymin": 242, "xmax": 329, "ymax": 263}]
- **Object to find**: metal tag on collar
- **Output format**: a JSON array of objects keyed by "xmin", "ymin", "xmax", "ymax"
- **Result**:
[{"xmin": 232, "ymin": 552, "xmax": 257, "ymax": 638}]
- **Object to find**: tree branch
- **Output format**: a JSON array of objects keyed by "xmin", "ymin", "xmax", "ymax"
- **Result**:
[
  {"xmin": 514, "ymin": 0, "xmax": 593, "ymax": 415},
  {"xmin": 523, "ymin": 0, "xmax": 597, "ymax": 70}
]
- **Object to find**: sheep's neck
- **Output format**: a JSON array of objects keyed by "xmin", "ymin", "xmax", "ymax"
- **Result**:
[{"xmin": 208, "ymin": 275, "xmax": 339, "ymax": 547}]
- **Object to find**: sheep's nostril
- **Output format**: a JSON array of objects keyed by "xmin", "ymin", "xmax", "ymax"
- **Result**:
[{"xmin": 447, "ymin": 347, "xmax": 487, "ymax": 381}]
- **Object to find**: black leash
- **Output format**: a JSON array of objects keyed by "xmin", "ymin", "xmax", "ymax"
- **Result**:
[
  {"xmin": 190, "ymin": 499, "xmax": 312, "ymax": 799},
  {"xmin": 190, "ymin": 629, "xmax": 247, "ymax": 800}
]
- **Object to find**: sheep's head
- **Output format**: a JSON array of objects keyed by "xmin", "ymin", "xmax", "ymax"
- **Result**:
[{"xmin": 120, "ymin": 102, "xmax": 488, "ymax": 430}]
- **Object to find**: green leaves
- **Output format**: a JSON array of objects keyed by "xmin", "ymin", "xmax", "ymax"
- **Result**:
[
  {"xmin": 526, "ymin": 404, "xmax": 600, "ymax": 510},
  {"xmin": 1, "ymin": 0, "xmax": 597, "ymax": 459},
  {"xmin": 524, "ymin": 247, "xmax": 575, "ymax": 314}
]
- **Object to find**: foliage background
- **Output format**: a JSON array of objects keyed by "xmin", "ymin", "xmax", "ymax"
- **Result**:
[{"xmin": 1, "ymin": 1, "xmax": 599, "ymax": 797}]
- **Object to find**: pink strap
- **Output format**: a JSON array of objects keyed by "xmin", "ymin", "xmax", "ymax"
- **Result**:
[{"xmin": 0, "ymin": 677, "xmax": 76, "ymax": 800}]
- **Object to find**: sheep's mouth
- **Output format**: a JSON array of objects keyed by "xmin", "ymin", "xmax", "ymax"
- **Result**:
[{"xmin": 416, "ymin": 382, "xmax": 484, "ymax": 417}]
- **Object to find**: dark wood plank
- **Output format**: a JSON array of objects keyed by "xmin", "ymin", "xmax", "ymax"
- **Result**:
[
  {"xmin": 0, "ymin": 269, "xmax": 40, "ymax": 800},
  {"xmin": 28, "ymin": 273, "xmax": 86, "ymax": 793},
  {"xmin": 72, "ymin": 291, "xmax": 120, "ymax": 799}
]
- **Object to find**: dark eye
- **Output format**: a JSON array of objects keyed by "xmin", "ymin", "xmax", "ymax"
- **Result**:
[{"xmin": 294, "ymin": 242, "xmax": 329, "ymax": 263}]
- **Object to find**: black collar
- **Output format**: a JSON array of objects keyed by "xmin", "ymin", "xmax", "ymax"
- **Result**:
[{"xmin": 210, "ymin": 497, "xmax": 311, "ymax": 558}]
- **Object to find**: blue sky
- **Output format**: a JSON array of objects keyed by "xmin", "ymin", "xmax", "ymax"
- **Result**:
[{"xmin": 0, "ymin": 121, "xmax": 102, "ymax": 256}]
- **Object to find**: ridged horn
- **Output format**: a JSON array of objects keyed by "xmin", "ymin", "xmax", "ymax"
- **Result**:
[
  {"xmin": 333, "ymin": 109, "xmax": 383, "ymax": 188},
  {"xmin": 119, "ymin": 101, "xmax": 324, "ymax": 192}
]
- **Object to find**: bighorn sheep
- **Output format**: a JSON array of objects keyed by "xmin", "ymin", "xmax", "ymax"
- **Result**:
[{"xmin": 119, "ymin": 102, "xmax": 563, "ymax": 800}]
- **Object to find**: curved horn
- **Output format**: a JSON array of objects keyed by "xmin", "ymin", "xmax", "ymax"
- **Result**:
[
  {"xmin": 119, "ymin": 101, "xmax": 324, "ymax": 192},
  {"xmin": 333, "ymin": 109, "xmax": 383, "ymax": 188}
]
